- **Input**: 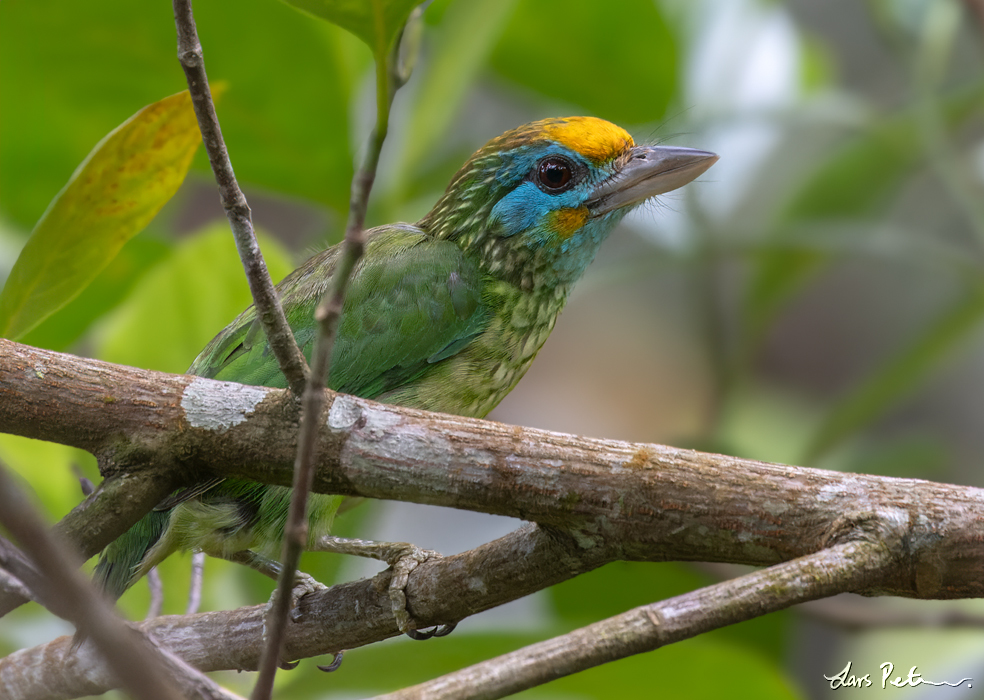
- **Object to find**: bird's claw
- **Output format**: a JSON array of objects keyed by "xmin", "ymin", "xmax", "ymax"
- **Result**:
[
  {"xmin": 386, "ymin": 545, "xmax": 454, "ymax": 639},
  {"xmin": 309, "ymin": 535, "xmax": 455, "ymax": 639},
  {"xmin": 317, "ymin": 651, "xmax": 344, "ymax": 672},
  {"xmin": 405, "ymin": 623, "xmax": 457, "ymax": 640},
  {"xmin": 284, "ymin": 571, "xmax": 329, "ymax": 623}
]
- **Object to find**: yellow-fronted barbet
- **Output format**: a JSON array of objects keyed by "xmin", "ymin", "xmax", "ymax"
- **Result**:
[{"xmin": 93, "ymin": 116, "xmax": 717, "ymax": 628}]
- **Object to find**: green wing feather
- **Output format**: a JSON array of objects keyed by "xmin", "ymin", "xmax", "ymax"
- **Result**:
[
  {"xmin": 94, "ymin": 225, "xmax": 488, "ymax": 600},
  {"xmin": 190, "ymin": 225, "xmax": 489, "ymax": 397}
]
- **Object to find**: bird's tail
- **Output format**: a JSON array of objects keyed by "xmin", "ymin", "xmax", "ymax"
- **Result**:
[{"xmin": 92, "ymin": 508, "xmax": 170, "ymax": 601}]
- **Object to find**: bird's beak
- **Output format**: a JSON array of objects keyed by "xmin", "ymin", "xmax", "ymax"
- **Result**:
[{"xmin": 585, "ymin": 145, "xmax": 718, "ymax": 217}]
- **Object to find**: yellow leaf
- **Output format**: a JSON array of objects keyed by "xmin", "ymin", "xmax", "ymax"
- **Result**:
[{"xmin": 0, "ymin": 88, "xmax": 215, "ymax": 339}]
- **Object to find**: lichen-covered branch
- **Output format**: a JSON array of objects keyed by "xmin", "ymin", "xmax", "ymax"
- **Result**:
[
  {"xmin": 2, "ymin": 339, "xmax": 984, "ymax": 697},
  {"xmin": 0, "ymin": 525, "xmax": 601, "ymax": 699},
  {"xmin": 1, "ymin": 338, "xmax": 982, "ymax": 601}
]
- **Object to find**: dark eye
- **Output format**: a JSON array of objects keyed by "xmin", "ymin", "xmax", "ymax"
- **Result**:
[{"xmin": 536, "ymin": 157, "xmax": 574, "ymax": 193}]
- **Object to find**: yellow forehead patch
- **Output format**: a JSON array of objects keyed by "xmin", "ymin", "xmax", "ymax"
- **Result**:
[
  {"xmin": 541, "ymin": 117, "xmax": 634, "ymax": 165},
  {"xmin": 549, "ymin": 206, "xmax": 589, "ymax": 240}
]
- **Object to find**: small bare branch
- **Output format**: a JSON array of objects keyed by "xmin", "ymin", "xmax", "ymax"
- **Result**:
[
  {"xmin": 2, "ymin": 471, "xmax": 175, "ymax": 617},
  {"xmin": 187, "ymin": 551, "xmax": 206, "ymax": 615},
  {"xmin": 146, "ymin": 568, "xmax": 163, "ymax": 620},
  {"xmin": 0, "ymin": 568, "xmax": 33, "ymax": 603},
  {"xmin": 0, "ymin": 460, "xmax": 183, "ymax": 700},
  {"xmin": 0, "ymin": 536, "xmax": 43, "ymax": 612},
  {"xmin": 370, "ymin": 539, "xmax": 890, "ymax": 700},
  {"xmin": 172, "ymin": 0, "xmax": 308, "ymax": 395},
  {"xmin": 0, "ymin": 525, "xmax": 608, "ymax": 697},
  {"xmin": 799, "ymin": 594, "xmax": 984, "ymax": 630},
  {"xmin": 254, "ymin": 11, "xmax": 422, "ymax": 696}
]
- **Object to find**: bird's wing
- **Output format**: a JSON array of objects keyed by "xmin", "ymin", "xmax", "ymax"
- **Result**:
[
  {"xmin": 152, "ymin": 477, "xmax": 226, "ymax": 511},
  {"xmin": 189, "ymin": 226, "xmax": 488, "ymax": 399}
]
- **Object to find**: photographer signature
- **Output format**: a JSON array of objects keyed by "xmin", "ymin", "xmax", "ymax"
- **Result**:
[{"xmin": 825, "ymin": 661, "xmax": 972, "ymax": 689}]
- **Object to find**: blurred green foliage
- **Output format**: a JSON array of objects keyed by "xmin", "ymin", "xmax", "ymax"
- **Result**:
[{"xmin": 2, "ymin": 0, "xmax": 984, "ymax": 698}]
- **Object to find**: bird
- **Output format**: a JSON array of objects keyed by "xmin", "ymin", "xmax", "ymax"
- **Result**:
[{"xmin": 93, "ymin": 116, "xmax": 717, "ymax": 624}]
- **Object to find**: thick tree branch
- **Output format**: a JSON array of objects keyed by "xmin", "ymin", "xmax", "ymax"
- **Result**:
[
  {"xmin": 1, "ymin": 338, "xmax": 983, "ymax": 602},
  {"xmin": 3, "ymin": 339, "xmax": 984, "ymax": 696},
  {"xmin": 172, "ymin": 0, "xmax": 308, "ymax": 395}
]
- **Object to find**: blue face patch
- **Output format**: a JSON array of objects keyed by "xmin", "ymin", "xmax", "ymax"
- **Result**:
[
  {"xmin": 489, "ymin": 143, "xmax": 599, "ymax": 239},
  {"xmin": 489, "ymin": 181, "xmax": 586, "ymax": 238},
  {"xmin": 481, "ymin": 140, "xmax": 631, "ymax": 285}
]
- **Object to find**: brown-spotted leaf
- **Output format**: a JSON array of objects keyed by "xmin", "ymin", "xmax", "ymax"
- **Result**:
[{"xmin": 0, "ymin": 89, "xmax": 207, "ymax": 340}]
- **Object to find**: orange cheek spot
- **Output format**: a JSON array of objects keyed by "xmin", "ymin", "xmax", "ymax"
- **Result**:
[{"xmin": 550, "ymin": 206, "xmax": 589, "ymax": 240}]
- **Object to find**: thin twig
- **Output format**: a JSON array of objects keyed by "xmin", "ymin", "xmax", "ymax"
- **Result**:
[
  {"xmin": 0, "ymin": 535, "xmax": 43, "ymax": 610},
  {"xmin": 0, "ymin": 562, "xmax": 35, "ymax": 604},
  {"xmin": 370, "ymin": 540, "xmax": 889, "ymax": 700},
  {"xmin": 187, "ymin": 551, "xmax": 205, "ymax": 615},
  {"xmin": 251, "ymin": 14, "xmax": 419, "ymax": 698},
  {"xmin": 72, "ymin": 463, "xmax": 94, "ymax": 496},
  {"xmin": 0, "ymin": 460, "xmax": 183, "ymax": 700},
  {"xmin": 2, "ymin": 470, "xmax": 176, "ymax": 617},
  {"xmin": 172, "ymin": 0, "xmax": 308, "ymax": 396},
  {"xmin": 146, "ymin": 568, "xmax": 163, "ymax": 620},
  {"xmin": 799, "ymin": 594, "xmax": 984, "ymax": 630}
]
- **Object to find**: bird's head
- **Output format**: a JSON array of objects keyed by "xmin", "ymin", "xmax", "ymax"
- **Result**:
[{"xmin": 419, "ymin": 116, "xmax": 718, "ymax": 288}]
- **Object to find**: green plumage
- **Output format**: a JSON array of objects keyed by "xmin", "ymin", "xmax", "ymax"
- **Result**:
[{"xmin": 93, "ymin": 116, "xmax": 716, "ymax": 602}]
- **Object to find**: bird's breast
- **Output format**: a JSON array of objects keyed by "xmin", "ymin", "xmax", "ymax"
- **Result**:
[{"xmin": 379, "ymin": 281, "xmax": 570, "ymax": 418}]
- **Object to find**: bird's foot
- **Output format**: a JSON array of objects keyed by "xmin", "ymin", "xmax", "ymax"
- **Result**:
[
  {"xmin": 282, "ymin": 571, "xmax": 329, "ymax": 623},
  {"xmin": 386, "ymin": 543, "xmax": 441, "ymax": 637},
  {"xmin": 311, "ymin": 535, "xmax": 455, "ymax": 638}
]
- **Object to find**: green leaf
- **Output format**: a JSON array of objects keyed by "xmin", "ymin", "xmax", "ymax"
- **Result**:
[
  {"xmin": 805, "ymin": 282, "xmax": 984, "ymax": 462},
  {"xmin": 96, "ymin": 223, "xmax": 295, "ymax": 374},
  {"xmin": 490, "ymin": 0, "xmax": 677, "ymax": 125},
  {"xmin": 20, "ymin": 235, "xmax": 172, "ymax": 352},
  {"xmin": 0, "ymin": 0, "xmax": 362, "ymax": 226},
  {"xmin": 282, "ymin": 0, "xmax": 421, "ymax": 60},
  {"xmin": 0, "ymin": 90, "xmax": 204, "ymax": 340}
]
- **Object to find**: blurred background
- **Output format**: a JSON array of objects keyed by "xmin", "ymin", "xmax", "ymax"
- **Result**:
[{"xmin": 3, "ymin": 0, "xmax": 984, "ymax": 697}]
